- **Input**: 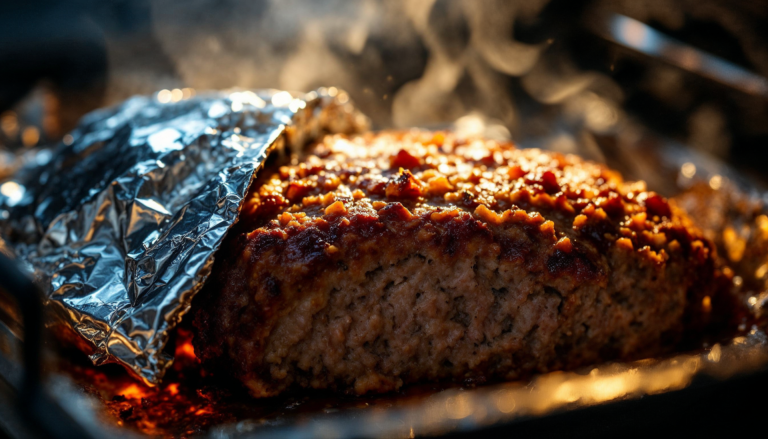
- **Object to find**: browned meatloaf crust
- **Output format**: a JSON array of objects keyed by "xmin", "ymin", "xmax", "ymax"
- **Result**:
[{"xmin": 193, "ymin": 130, "xmax": 719, "ymax": 397}]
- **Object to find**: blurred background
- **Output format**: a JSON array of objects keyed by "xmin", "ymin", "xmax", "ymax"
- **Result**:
[{"xmin": 1, "ymin": 0, "xmax": 767, "ymax": 185}]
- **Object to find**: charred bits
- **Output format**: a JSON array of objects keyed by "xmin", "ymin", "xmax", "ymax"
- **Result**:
[
  {"xmin": 385, "ymin": 169, "xmax": 423, "ymax": 199},
  {"xmin": 600, "ymin": 192, "xmax": 625, "ymax": 217},
  {"xmin": 285, "ymin": 181, "xmax": 314, "ymax": 202},
  {"xmin": 540, "ymin": 170, "xmax": 561, "ymax": 194},
  {"xmin": 643, "ymin": 192, "xmax": 672, "ymax": 218},
  {"xmin": 378, "ymin": 202, "xmax": 413, "ymax": 222}
]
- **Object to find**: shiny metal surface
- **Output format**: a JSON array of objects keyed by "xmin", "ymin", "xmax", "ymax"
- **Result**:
[
  {"xmin": 0, "ymin": 88, "xmax": 367, "ymax": 385},
  {"xmin": 600, "ymin": 14, "xmax": 768, "ymax": 98}
]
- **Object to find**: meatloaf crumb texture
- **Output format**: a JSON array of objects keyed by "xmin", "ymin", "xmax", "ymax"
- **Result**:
[{"xmin": 193, "ymin": 130, "xmax": 718, "ymax": 397}]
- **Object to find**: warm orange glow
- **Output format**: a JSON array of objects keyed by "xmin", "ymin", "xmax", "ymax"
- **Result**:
[
  {"xmin": 1, "ymin": 111, "xmax": 19, "ymax": 138},
  {"xmin": 22, "ymin": 126, "xmax": 40, "ymax": 146},
  {"xmin": 119, "ymin": 383, "xmax": 150, "ymax": 400},
  {"xmin": 84, "ymin": 355, "xmax": 224, "ymax": 438},
  {"xmin": 177, "ymin": 340, "xmax": 196, "ymax": 359},
  {"xmin": 173, "ymin": 328, "xmax": 199, "ymax": 363}
]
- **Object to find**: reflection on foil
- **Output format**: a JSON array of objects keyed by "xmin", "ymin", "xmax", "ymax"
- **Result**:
[
  {"xmin": 0, "ymin": 181, "xmax": 24, "ymax": 206},
  {"xmin": 0, "ymin": 88, "xmax": 367, "ymax": 385}
]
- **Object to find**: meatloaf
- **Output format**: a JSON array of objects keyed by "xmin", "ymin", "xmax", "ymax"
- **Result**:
[{"xmin": 192, "ymin": 130, "xmax": 719, "ymax": 397}]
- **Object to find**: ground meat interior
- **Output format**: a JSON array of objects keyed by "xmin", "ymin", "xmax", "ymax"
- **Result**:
[{"xmin": 192, "ymin": 130, "xmax": 722, "ymax": 397}]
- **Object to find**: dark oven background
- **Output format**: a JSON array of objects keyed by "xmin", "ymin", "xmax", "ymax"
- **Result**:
[{"xmin": 1, "ymin": 0, "xmax": 767, "ymax": 182}]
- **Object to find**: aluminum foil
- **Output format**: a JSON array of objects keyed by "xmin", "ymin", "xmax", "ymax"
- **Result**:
[{"xmin": 0, "ymin": 88, "xmax": 368, "ymax": 385}]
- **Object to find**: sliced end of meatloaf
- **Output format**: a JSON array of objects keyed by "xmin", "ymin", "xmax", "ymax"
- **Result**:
[{"xmin": 192, "ymin": 130, "xmax": 720, "ymax": 397}]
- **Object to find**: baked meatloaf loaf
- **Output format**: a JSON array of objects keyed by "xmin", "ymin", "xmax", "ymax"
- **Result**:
[{"xmin": 193, "ymin": 130, "xmax": 719, "ymax": 397}]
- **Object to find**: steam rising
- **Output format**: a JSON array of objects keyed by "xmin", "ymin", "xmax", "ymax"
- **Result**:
[{"xmin": 147, "ymin": 0, "xmax": 621, "ymax": 139}]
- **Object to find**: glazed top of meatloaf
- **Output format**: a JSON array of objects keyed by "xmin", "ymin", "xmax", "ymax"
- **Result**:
[{"xmin": 233, "ymin": 130, "xmax": 713, "ymax": 277}]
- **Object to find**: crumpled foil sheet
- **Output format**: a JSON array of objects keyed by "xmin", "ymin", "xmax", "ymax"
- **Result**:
[{"xmin": 0, "ymin": 88, "xmax": 368, "ymax": 385}]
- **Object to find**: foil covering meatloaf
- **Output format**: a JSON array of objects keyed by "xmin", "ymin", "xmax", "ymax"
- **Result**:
[{"xmin": 192, "ymin": 130, "xmax": 721, "ymax": 397}]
